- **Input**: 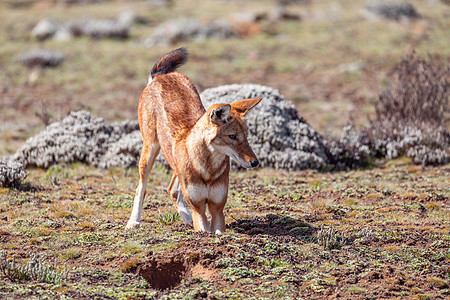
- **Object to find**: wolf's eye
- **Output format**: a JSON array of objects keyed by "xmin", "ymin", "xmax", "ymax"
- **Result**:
[{"xmin": 228, "ymin": 134, "xmax": 237, "ymax": 140}]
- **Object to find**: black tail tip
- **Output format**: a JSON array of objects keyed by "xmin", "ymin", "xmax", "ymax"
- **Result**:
[{"xmin": 150, "ymin": 47, "xmax": 189, "ymax": 79}]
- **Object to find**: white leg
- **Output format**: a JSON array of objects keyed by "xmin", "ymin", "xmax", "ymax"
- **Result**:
[
  {"xmin": 176, "ymin": 186, "xmax": 193, "ymax": 225},
  {"xmin": 126, "ymin": 182, "xmax": 147, "ymax": 230},
  {"xmin": 126, "ymin": 143, "xmax": 160, "ymax": 230}
]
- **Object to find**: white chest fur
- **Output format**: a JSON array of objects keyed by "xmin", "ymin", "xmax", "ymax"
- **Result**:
[{"xmin": 185, "ymin": 183, "xmax": 228, "ymax": 204}]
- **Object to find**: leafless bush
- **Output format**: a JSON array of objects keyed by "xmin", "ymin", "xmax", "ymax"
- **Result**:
[
  {"xmin": 375, "ymin": 54, "xmax": 448, "ymax": 128},
  {"xmin": 368, "ymin": 53, "xmax": 449, "ymax": 164},
  {"xmin": 316, "ymin": 225, "xmax": 345, "ymax": 250},
  {"xmin": 328, "ymin": 53, "xmax": 449, "ymax": 168}
]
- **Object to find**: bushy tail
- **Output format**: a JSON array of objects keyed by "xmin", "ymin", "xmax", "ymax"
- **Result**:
[{"xmin": 150, "ymin": 47, "xmax": 188, "ymax": 79}]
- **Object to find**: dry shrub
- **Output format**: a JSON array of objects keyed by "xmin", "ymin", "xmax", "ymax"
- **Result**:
[
  {"xmin": 375, "ymin": 53, "xmax": 448, "ymax": 129},
  {"xmin": 328, "ymin": 53, "xmax": 449, "ymax": 168},
  {"xmin": 367, "ymin": 53, "xmax": 449, "ymax": 165}
]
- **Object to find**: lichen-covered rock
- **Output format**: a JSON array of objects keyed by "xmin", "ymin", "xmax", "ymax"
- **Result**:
[
  {"xmin": 200, "ymin": 84, "xmax": 332, "ymax": 170},
  {"xmin": 53, "ymin": 26, "xmax": 74, "ymax": 41},
  {"xmin": 31, "ymin": 12, "xmax": 136, "ymax": 41},
  {"xmin": 326, "ymin": 123, "xmax": 449, "ymax": 168},
  {"xmin": 367, "ymin": 122, "xmax": 449, "ymax": 165},
  {"xmin": 11, "ymin": 84, "xmax": 331, "ymax": 171},
  {"xmin": 362, "ymin": 2, "xmax": 420, "ymax": 21},
  {"xmin": 59, "ymin": 0, "xmax": 109, "ymax": 4},
  {"xmin": 68, "ymin": 18, "xmax": 130, "ymax": 39},
  {"xmin": 325, "ymin": 125, "xmax": 371, "ymax": 169},
  {"xmin": 99, "ymin": 131, "xmax": 143, "ymax": 169},
  {"xmin": 0, "ymin": 160, "xmax": 27, "ymax": 188},
  {"xmin": 143, "ymin": 18, "xmax": 235, "ymax": 47},
  {"xmin": 17, "ymin": 49, "xmax": 65, "ymax": 68},
  {"xmin": 12, "ymin": 111, "xmax": 140, "ymax": 169}
]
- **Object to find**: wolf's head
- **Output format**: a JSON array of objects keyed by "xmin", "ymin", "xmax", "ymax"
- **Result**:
[{"xmin": 206, "ymin": 97, "xmax": 262, "ymax": 168}]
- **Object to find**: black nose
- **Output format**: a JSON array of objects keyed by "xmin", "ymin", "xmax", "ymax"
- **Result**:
[{"xmin": 250, "ymin": 160, "xmax": 259, "ymax": 168}]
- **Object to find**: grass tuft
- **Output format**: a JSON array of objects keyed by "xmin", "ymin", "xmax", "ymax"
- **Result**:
[
  {"xmin": 0, "ymin": 251, "xmax": 68, "ymax": 284},
  {"xmin": 158, "ymin": 210, "xmax": 180, "ymax": 225},
  {"xmin": 316, "ymin": 225, "xmax": 345, "ymax": 250}
]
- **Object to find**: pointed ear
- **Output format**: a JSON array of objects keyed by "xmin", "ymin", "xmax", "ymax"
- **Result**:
[
  {"xmin": 230, "ymin": 97, "xmax": 262, "ymax": 116},
  {"xmin": 210, "ymin": 104, "xmax": 231, "ymax": 125}
]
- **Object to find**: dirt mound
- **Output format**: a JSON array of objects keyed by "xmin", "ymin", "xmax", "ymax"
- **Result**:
[
  {"xmin": 133, "ymin": 234, "xmax": 228, "ymax": 290},
  {"xmin": 130, "ymin": 215, "xmax": 315, "ymax": 290},
  {"xmin": 137, "ymin": 252, "xmax": 190, "ymax": 290}
]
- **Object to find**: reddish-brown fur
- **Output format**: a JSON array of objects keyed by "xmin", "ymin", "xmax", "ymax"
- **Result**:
[{"xmin": 126, "ymin": 48, "xmax": 262, "ymax": 233}]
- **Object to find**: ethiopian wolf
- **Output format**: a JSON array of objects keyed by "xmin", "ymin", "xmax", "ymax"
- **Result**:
[{"xmin": 125, "ymin": 48, "xmax": 262, "ymax": 234}]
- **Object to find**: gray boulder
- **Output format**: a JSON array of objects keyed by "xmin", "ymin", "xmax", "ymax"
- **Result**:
[
  {"xmin": 0, "ymin": 160, "xmax": 27, "ymax": 188},
  {"xmin": 17, "ymin": 49, "xmax": 65, "ymax": 68},
  {"xmin": 11, "ymin": 84, "xmax": 331, "ymax": 171},
  {"xmin": 362, "ymin": 2, "xmax": 420, "ymax": 21},
  {"xmin": 143, "ymin": 18, "xmax": 235, "ymax": 47},
  {"xmin": 31, "ymin": 18, "xmax": 60, "ymax": 40},
  {"xmin": 200, "ymin": 84, "xmax": 331, "ymax": 170}
]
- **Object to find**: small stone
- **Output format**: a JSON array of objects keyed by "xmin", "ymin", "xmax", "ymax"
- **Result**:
[{"xmin": 31, "ymin": 18, "xmax": 60, "ymax": 40}]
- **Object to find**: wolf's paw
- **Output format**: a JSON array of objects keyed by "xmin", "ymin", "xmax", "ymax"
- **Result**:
[{"xmin": 125, "ymin": 221, "xmax": 140, "ymax": 230}]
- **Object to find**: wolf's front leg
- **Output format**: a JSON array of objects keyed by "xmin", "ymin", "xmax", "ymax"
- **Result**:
[
  {"xmin": 208, "ymin": 200, "xmax": 226, "ymax": 234},
  {"xmin": 189, "ymin": 199, "xmax": 209, "ymax": 232}
]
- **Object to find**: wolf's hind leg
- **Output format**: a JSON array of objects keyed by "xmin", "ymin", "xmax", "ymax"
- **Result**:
[
  {"xmin": 126, "ymin": 142, "xmax": 160, "ymax": 230},
  {"xmin": 167, "ymin": 174, "xmax": 192, "ymax": 225}
]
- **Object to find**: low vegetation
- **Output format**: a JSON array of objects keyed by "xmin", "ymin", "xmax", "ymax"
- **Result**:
[
  {"xmin": 0, "ymin": 0, "xmax": 448, "ymax": 298},
  {"xmin": 0, "ymin": 163, "xmax": 448, "ymax": 298}
]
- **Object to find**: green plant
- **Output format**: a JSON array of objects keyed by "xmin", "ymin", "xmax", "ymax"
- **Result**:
[
  {"xmin": 158, "ymin": 210, "xmax": 180, "ymax": 225},
  {"xmin": 0, "ymin": 251, "xmax": 68, "ymax": 284},
  {"xmin": 316, "ymin": 225, "xmax": 345, "ymax": 250},
  {"xmin": 346, "ymin": 286, "xmax": 367, "ymax": 294}
]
